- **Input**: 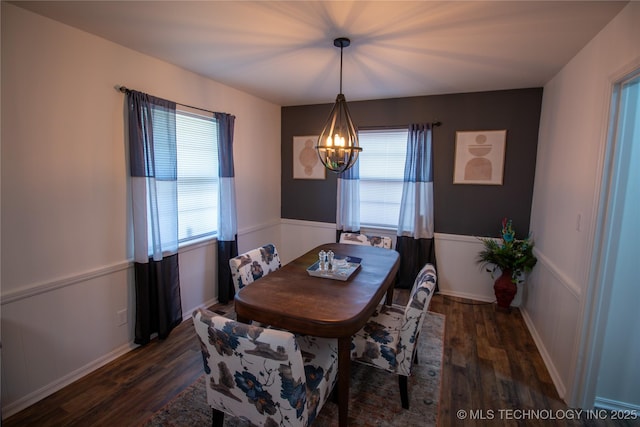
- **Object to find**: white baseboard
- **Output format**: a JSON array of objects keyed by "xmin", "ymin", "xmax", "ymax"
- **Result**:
[
  {"xmin": 595, "ymin": 396, "xmax": 640, "ymax": 412},
  {"xmin": 437, "ymin": 289, "xmax": 495, "ymax": 303},
  {"xmin": 2, "ymin": 341, "xmax": 137, "ymax": 419},
  {"xmin": 520, "ymin": 307, "xmax": 567, "ymax": 400},
  {"xmin": 182, "ymin": 297, "xmax": 220, "ymax": 321}
]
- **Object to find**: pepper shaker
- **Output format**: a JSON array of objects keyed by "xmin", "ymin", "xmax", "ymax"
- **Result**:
[
  {"xmin": 327, "ymin": 250, "xmax": 335, "ymax": 271},
  {"xmin": 318, "ymin": 250, "xmax": 327, "ymax": 271}
]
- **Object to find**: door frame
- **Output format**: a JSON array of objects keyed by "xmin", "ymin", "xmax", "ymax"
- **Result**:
[{"xmin": 569, "ymin": 62, "xmax": 640, "ymax": 409}]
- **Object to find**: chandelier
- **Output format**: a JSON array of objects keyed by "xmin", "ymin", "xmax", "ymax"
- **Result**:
[{"xmin": 316, "ymin": 37, "xmax": 362, "ymax": 173}]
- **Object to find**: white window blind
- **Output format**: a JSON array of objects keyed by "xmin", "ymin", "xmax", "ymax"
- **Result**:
[
  {"xmin": 358, "ymin": 129, "xmax": 408, "ymax": 228},
  {"xmin": 176, "ymin": 110, "xmax": 218, "ymax": 243}
]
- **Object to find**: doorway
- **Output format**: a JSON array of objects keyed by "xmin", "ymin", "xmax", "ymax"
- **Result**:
[{"xmin": 573, "ymin": 70, "xmax": 640, "ymax": 410}]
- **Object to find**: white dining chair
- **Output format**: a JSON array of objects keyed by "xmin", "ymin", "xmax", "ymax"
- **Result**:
[
  {"xmin": 229, "ymin": 243, "xmax": 281, "ymax": 295},
  {"xmin": 192, "ymin": 308, "xmax": 338, "ymax": 427},
  {"xmin": 350, "ymin": 263, "xmax": 437, "ymax": 409},
  {"xmin": 339, "ymin": 232, "xmax": 393, "ymax": 249}
]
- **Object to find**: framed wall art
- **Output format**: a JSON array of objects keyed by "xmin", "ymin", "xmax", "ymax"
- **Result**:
[
  {"xmin": 293, "ymin": 135, "xmax": 325, "ymax": 179},
  {"xmin": 453, "ymin": 130, "xmax": 507, "ymax": 185}
]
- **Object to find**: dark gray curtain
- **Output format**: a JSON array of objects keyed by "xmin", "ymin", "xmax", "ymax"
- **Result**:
[
  {"xmin": 127, "ymin": 90, "xmax": 182, "ymax": 345},
  {"xmin": 396, "ymin": 123, "xmax": 437, "ymax": 289},
  {"xmin": 215, "ymin": 112, "xmax": 238, "ymax": 304}
]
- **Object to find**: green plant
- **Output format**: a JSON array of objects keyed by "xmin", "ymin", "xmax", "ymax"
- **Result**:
[{"xmin": 477, "ymin": 218, "xmax": 537, "ymax": 284}]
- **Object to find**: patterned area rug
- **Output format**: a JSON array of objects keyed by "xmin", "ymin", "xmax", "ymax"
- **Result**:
[{"xmin": 145, "ymin": 311, "xmax": 445, "ymax": 427}]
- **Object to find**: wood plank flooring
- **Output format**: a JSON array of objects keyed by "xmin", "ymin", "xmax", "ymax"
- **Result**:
[
  {"xmin": 4, "ymin": 293, "xmax": 636, "ymax": 426},
  {"xmin": 430, "ymin": 295, "xmax": 637, "ymax": 427}
]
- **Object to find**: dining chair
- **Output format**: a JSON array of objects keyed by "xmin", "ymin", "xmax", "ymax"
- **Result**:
[
  {"xmin": 350, "ymin": 263, "xmax": 437, "ymax": 409},
  {"xmin": 192, "ymin": 308, "xmax": 338, "ymax": 427},
  {"xmin": 339, "ymin": 232, "xmax": 393, "ymax": 249},
  {"xmin": 229, "ymin": 243, "xmax": 281, "ymax": 295}
]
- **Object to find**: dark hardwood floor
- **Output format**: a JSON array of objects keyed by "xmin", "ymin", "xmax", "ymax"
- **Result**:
[{"xmin": 4, "ymin": 293, "xmax": 636, "ymax": 426}]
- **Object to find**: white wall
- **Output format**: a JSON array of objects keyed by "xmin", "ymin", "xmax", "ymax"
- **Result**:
[
  {"xmin": 1, "ymin": 3, "xmax": 281, "ymax": 417},
  {"xmin": 526, "ymin": 2, "xmax": 640, "ymax": 404}
]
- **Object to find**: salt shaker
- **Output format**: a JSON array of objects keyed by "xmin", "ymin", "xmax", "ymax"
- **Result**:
[
  {"xmin": 327, "ymin": 250, "xmax": 335, "ymax": 271},
  {"xmin": 318, "ymin": 250, "xmax": 327, "ymax": 271}
]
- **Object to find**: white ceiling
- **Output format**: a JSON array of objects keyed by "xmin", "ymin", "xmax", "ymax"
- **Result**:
[{"xmin": 13, "ymin": 1, "xmax": 628, "ymax": 106}]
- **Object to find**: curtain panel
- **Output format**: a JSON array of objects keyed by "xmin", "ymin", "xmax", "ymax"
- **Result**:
[
  {"xmin": 396, "ymin": 123, "xmax": 437, "ymax": 289},
  {"xmin": 215, "ymin": 112, "xmax": 238, "ymax": 304},
  {"xmin": 127, "ymin": 90, "xmax": 182, "ymax": 345},
  {"xmin": 336, "ymin": 159, "xmax": 360, "ymax": 242}
]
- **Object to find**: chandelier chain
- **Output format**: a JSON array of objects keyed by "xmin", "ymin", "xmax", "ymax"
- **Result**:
[{"xmin": 339, "ymin": 44, "xmax": 343, "ymax": 94}]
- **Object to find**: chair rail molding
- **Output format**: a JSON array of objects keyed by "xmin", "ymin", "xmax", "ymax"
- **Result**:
[
  {"xmin": 1, "ymin": 261, "xmax": 132, "ymax": 305},
  {"xmin": 533, "ymin": 248, "xmax": 582, "ymax": 300}
]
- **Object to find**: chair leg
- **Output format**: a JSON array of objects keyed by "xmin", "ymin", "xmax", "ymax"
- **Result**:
[
  {"xmin": 212, "ymin": 408, "xmax": 225, "ymax": 427},
  {"xmin": 399, "ymin": 375, "xmax": 409, "ymax": 409},
  {"xmin": 330, "ymin": 383, "xmax": 339, "ymax": 404}
]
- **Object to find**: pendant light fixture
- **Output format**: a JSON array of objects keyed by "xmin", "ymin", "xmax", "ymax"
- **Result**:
[{"xmin": 316, "ymin": 37, "xmax": 362, "ymax": 173}]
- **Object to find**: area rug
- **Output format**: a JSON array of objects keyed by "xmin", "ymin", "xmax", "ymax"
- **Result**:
[{"xmin": 144, "ymin": 311, "xmax": 445, "ymax": 427}]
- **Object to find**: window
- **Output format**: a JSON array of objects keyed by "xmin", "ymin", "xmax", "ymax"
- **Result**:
[
  {"xmin": 358, "ymin": 129, "xmax": 408, "ymax": 228},
  {"xmin": 176, "ymin": 109, "xmax": 218, "ymax": 243}
]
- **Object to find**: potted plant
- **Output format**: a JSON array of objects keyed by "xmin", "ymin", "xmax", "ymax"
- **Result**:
[{"xmin": 477, "ymin": 218, "xmax": 537, "ymax": 310}]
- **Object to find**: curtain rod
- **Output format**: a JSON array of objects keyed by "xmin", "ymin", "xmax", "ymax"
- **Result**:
[
  {"xmin": 117, "ymin": 85, "xmax": 441, "ymax": 126},
  {"xmin": 116, "ymin": 85, "xmax": 224, "ymax": 116},
  {"xmin": 360, "ymin": 122, "xmax": 442, "ymax": 131}
]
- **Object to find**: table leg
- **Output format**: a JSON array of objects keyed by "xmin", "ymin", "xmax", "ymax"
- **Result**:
[
  {"xmin": 337, "ymin": 336, "xmax": 350, "ymax": 426},
  {"xmin": 385, "ymin": 286, "xmax": 394, "ymax": 305}
]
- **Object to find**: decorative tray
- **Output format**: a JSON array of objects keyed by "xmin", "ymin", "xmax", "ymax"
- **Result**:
[{"xmin": 307, "ymin": 255, "xmax": 362, "ymax": 281}]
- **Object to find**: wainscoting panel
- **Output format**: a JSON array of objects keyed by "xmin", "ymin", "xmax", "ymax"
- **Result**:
[
  {"xmin": 0, "ymin": 239, "xmax": 221, "ymax": 418},
  {"xmin": 279, "ymin": 219, "xmax": 337, "ymax": 265},
  {"xmin": 434, "ymin": 233, "xmax": 497, "ymax": 302},
  {"xmin": 2, "ymin": 219, "xmax": 575, "ymax": 418},
  {"xmin": 1, "ymin": 266, "xmax": 134, "ymax": 417},
  {"xmin": 279, "ymin": 223, "xmax": 500, "ymax": 301},
  {"xmin": 177, "ymin": 240, "xmax": 219, "ymax": 321},
  {"xmin": 237, "ymin": 220, "xmax": 283, "ymax": 262},
  {"xmin": 520, "ymin": 252, "xmax": 582, "ymax": 400}
]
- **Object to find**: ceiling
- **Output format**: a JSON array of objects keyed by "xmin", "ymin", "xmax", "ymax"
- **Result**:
[{"xmin": 12, "ymin": 1, "xmax": 628, "ymax": 106}]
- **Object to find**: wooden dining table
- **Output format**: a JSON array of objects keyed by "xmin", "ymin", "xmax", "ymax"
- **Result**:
[{"xmin": 234, "ymin": 242, "xmax": 400, "ymax": 426}]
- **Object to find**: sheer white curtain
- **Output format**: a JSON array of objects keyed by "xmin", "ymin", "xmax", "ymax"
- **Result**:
[{"xmin": 336, "ymin": 159, "xmax": 360, "ymax": 239}]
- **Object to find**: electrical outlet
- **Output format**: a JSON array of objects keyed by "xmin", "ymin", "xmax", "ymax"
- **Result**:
[{"xmin": 117, "ymin": 309, "xmax": 127, "ymax": 326}]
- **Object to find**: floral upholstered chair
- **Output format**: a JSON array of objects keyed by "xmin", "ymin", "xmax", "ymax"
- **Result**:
[
  {"xmin": 229, "ymin": 243, "xmax": 281, "ymax": 295},
  {"xmin": 192, "ymin": 309, "xmax": 338, "ymax": 427},
  {"xmin": 350, "ymin": 263, "xmax": 437, "ymax": 409},
  {"xmin": 339, "ymin": 232, "xmax": 393, "ymax": 249}
]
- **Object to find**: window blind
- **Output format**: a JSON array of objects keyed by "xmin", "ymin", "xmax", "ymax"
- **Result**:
[
  {"xmin": 358, "ymin": 129, "xmax": 408, "ymax": 228},
  {"xmin": 176, "ymin": 110, "xmax": 219, "ymax": 242}
]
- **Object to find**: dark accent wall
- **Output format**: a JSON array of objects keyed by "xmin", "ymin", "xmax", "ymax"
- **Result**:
[{"xmin": 281, "ymin": 88, "xmax": 542, "ymax": 238}]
